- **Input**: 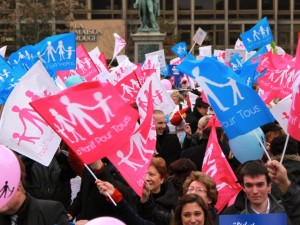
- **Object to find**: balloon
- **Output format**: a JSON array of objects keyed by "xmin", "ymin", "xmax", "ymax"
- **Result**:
[
  {"xmin": 160, "ymin": 79, "xmax": 172, "ymax": 90},
  {"xmin": 229, "ymin": 127, "xmax": 266, "ymax": 164},
  {"xmin": 86, "ymin": 217, "xmax": 125, "ymax": 225},
  {"xmin": 0, "ymin": 145, "xmax": 21, "ymax": 209},
  {"xmin": 65, "ymin": 75, "xmax": 86, "ymax": 88}
]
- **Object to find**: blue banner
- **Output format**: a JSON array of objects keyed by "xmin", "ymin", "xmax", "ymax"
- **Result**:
[
  {"xmin": 171, "ymin": 42, "xmax": 187, "ymax": 59},
  {"xmin": 33, "ymin": 32, "xmax": 76, "ymax": 77},
  {"xmin": 230, "ymin": 53, "xmax": 243, "ymax": 74},
  {"xmin": 219, "ymin": 213, "xmax": 287, "ymax": 225},
  {"xmin": 240, "ymin": 17, "xmax": 273, "ymax": 52},
  {"xmin": 176, "ymin": 57, "xmax": 274, "ymax": 139}
]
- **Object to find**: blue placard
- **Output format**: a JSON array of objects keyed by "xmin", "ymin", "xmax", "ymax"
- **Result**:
[{"xmin": 219, "ymin": 213, "xmax": 287, "ymax": 225}]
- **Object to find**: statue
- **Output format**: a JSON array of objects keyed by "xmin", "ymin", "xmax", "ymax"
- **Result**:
[{"xmin": 134, "ymin": 0, "xmax": 160, "ymax": 32}]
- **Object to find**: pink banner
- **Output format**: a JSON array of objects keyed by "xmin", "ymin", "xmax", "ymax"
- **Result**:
[
  {"xmin": 30, "ymin": 81, "xmax": 139, "ymax": 164},
  {"xmin": 202, "ymin": 117, "xmax": 241, "ymax": 213}
]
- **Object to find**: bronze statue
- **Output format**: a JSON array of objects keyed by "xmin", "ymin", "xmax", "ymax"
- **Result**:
[{"xmin": 134, "ymin": 0, "xmax": 160, "ymax": 32}]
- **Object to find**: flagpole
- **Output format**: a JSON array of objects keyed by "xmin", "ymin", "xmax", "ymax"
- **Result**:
[
  {"xmin": 279, "ymin": 134, "xmax": 290, "ymax": 164},
  {"xmin": 189, "ymin": 42, "xmax": 197, "ymax": 54},
  {"xmin": 84, "ymin": 164, "xmax": 117, "ymax": 206},
  {"xmin": 108, "ymin": 56, "xmax": 115, "ymax": 68},
  {"xmin": 253, "ymin": 130, "xmax": 271, "ymax": 161}
]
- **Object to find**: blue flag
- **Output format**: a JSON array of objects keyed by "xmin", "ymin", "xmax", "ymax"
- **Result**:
[
  {"xmin": 169, "ymin": 64, "xmax": 184, "ymax": 89},
  {"xmin": 33, "ymin": 32, "xmax": 76, "ymax": 77},
  {"xmin": 8, "ymin": 45, "xmax": 37, "ymax": 70},
  {"xmin": 240, "ymin": 17, "xmax": 273, "ymax": 52},
  {"xmin": 229, "ymin": 53, "xmax": 243, "ymax": 74},
  {"xmin": 220, "ymin": 214, "xmax": 287, "ymax": 225},
  {"xmin": 176, "ymin": 57, "xmax": 274, "ymax": 139},
  {"xmin": 171, "ymin": 42, "xmax": 187, "ymax": 58},
  {"xmin": 0, "ymin": 56, "xmax": 27, "ymax": 104},
  {"xmin": 240, "ymin": 46, "xmax": 269, "ymax": 86}
]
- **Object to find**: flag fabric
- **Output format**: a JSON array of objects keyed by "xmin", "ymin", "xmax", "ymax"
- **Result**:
[
  {"xmin": 288, "ymin": 38, "xmax": 300, "ymax": 141},
  {"xmin": 88, "ymin": 48, "xmax": 111, "ymax": 82},
  {"xmin": 234, "ymin": 39, "xmax": 245, "ymax": 50},
  {"xmin": 176, "ymin": 57, "xmax": 275, "ymax": 139},
  {"xmin": 202, "ymin": 117, "xmax": 241, "ymax": 213},
  {"xmin": 270, "ymin": 95, "xmax": 291, "ymax": 134},
  {"xmin": 33, "ymin": 32, "xmax": 76, "ymax": 76},
  {"xmin": 107, "ymin": 58, "xmax": 136, "ymax": 85},
  {"xmin": 56, "ymin": 44, "xmax": 100, "ymax": 82},
  {"xmin": 171, "ymin": 42, "xmax": 187, "ymax": 59},
  {"xmin": 199, "ymin": 46, "xmax": 212, "ymax": 57},
  {"xmin": 240, "ymin": 17, "xmax": 274, "ymax": 52},
  {"xmin": 193, "ymin": 27, "xmax": 207, "ymax": 46},
  {"xmin": 0, "ymin": 61, "xmax": 61, "ymax": 166},
  {"xmin": 136, "ymin": 74, "xmax": 176, "ymax": 121},
  {"xmin": 8, "ymin": 45, "xmax": 36, "ymax": 70},
  {"xmin": 113, "ymin": 33, "xmax": 126, "ymax": 59},
  {"xmin": 0, "ymin": 45, "xmax": 7, "ymax": 58},
  {"xmin": 135, "ymin": 67, "xmax": 156, "ymax": 86},
  {"xmin": 115, "ymin": 71, "xmax": 140, "ymax": 104},
  {"xmin": 229, "ymin": 53, "xmax": 243, "ymax": 73},
  {"xmin": 107, "ymin": 83, "xmax": 156, "ymax": 196},
  {"xmin": 30, "ymin": 81, "xmax": 139, "ymax": 164},
  {"xmin": 0, "ymin": 56, "xmax": 27, "ymax": 104}
]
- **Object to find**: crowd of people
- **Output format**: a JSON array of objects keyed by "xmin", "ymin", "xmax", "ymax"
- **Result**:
[{"xmin": 1, "ymin": 83, "xmax": 300, "ymax": 225}]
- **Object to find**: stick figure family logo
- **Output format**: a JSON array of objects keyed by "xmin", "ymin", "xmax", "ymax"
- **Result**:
[
  {"xmin": 120, "ymin": 79, "xmax": 139, "ymax": 102},
  {"xmin": 192, "ymin": 67, "xmax": 245, "ymax": 112},
  {"xmin": 0, "ymin": 181, "xmax": 15, "ymax": 199},
  {"xmin": 37, "ymin": 40, "xmax": 75, "ymax": 63},
  {"xmin": 50, "ymin": 92, "xmax": 115, "ymax": 143},
  {"xmin": 11, "ymin": 90, "xmax": 50, "ymax": 145},
  {"xmin": 0, "ymin": 69, "xmax": 10, "ymax": 82},
  {"xmin": 246, "ymin": 25, "xmax": 270, "ymax": 44}
]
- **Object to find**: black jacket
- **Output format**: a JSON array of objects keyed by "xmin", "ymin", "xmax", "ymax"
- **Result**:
[
  {"xmin": 22, "ymin": 151, "xmax": 76, "ymax": 208},
  {"xmin": 156, "ymin": 131, "xmax": 182, "ymax": 167},
  {"xmin": 67, "ymin": 165, "xmax": 136, "ymax": 220},
  {"xmin": 0, "ymin": 193, "xmax": 69, "ymax": 225},
  {"xmin": 281, "ymin": 182, "xmax": 300, "ymax": 225}
]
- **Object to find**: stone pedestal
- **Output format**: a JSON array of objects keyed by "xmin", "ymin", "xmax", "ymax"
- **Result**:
[{"xmin": 131, "ymin": 32, "xmax": 166, "ymax": 63}]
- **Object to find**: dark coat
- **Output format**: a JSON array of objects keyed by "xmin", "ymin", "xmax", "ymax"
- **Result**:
[
  {"xmin": 67, "ymin": 165, "xmax": 136, "ymax": 220},
  {"xmin": 156, "ymin": 131, "xmax": 182, "ymax": 167},
  {"xmin": 0, "ymin": 194, "xmax": 69, "ymax": 225},
  {"xmin": 185, "ymin": 107, "xmax": 203, "ymax": 134},
  {"xmin": 151, "ymin": 180, "xmax": 178, "ymax": 213},
  {"xmin": 281, "ymin": 182, "xmax": 300, "ymax": 225},
  {"xmin": 222, "ymin": 190, "xmax": 293, "ymax": 225}
]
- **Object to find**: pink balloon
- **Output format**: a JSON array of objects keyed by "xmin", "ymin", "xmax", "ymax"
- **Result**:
[
  {"xmin": 0, "ymin": 145, "xmax": 21, "ymax": 209},
  {"xmin": 160, "ymin": 79, "xmax": 172, "ymax": 90},
  {"xmin": 86, "ymin": 217, "xmax": 125, "ymax": 225}
]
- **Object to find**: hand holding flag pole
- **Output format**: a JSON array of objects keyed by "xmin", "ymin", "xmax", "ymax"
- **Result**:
[{"xmin": 84, "ymin": 164, "xmax": 117, "ymax": 206}]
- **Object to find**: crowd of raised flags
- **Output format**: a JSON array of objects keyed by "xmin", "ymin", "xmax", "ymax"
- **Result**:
[{"xmin": 0, "ymin": 16, "xmax": 300, "ymax": 218}]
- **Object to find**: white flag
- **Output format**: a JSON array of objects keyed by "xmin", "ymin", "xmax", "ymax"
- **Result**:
[
  {"xmin": 0, "ymin": 45, "xmax": 7, "ymax": 58},
  {"xmin": 193, "ymin": 27, "xmax": 207, "ymax": 46},
  {"xmin": 137, "ymin": 74, "xmax": 175, "ymax": 121},
  {"xmin": 270, "ymin": 95, "xmax": 291, "ymax": 134},
  {"xmin": 0, "ymin": 61, "xmax": 61, "ymax": 166},
  {"xmin": 113, "ymin": 33, "xmax": 126, "ymax": 59}
]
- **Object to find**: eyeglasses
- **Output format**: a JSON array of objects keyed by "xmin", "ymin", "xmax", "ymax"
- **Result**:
[{"xmin": 186, "ymin": 186, "xmax": 207, "ymax": 193}]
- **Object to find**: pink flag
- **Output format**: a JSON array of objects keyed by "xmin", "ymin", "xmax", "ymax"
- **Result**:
[
  {"xmin": 115, "ymin": 71, "xmax": 140, "ymax": 104},
  {"xmin": 113, "ymin": 33, "xmax": 126, "ymax": 59},
  {"xmin": 57, "ymin": 44, "xmax": 100, "ymax": 82},
  {"xmin": 288, "ymin": 38, "xmax": 300, "ymax": 141},
  {"xmin": 107, "ymin": 83, "xmax": 156, "ymax": 196},
  {"xmin": 135, "ymin": 67, "xmax": 156, "ymax": 86},
  {"xmin": 0, "ymin": 61, "xmax": 61, "ymax": 166},
  {"xmin": 30, "ymin": 81, "xmax": 139, "ymax": 164},
  {"xmin": 202, "ymin": 117, "xmax": 241, "ymax": 213}
]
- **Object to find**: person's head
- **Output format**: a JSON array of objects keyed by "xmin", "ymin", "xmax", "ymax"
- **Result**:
[
  {"xmin": 261, "ymin": 122, "xmax": 283, "ymax": 143},
  {"xmin": 270, "ymin": 134, "xmax": 299, "ymax": 156},
  {"xmin": 154, "ymin": 110, "xmax": 167, "ymax": 135},
  {"xmin": 0, "ymin": 156, "xmax": 26, "ymax": 215},
  {"xmin": 239, "ymin": 160, "xmax": 271, "ymax": 208},
  {"xmin": 146, "ymin": 157, "xmax": 167, "ymax": 194},
  {"xmin": 183, "ymin": 171, "xmax": 218, "ymax": 208},
  {"xmin": 196, "ymin": 115, "xmax": 213, "ymax": 138},
  {"xmin": 171, "ymin": 90, "xmax": 184, "ymax": 105},
  {"xmin": 194, "ymin": 98, "xmax": 209, "ymax": 116},
  {"xmin": 171, "ymin": 193, "xmax": 213, "ymax": 225},
  {"xmin": 168, "ymin": 158, "xmax": 197, "ymax": 195}
]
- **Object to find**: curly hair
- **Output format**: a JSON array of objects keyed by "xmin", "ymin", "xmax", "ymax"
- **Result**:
[{"xmin": 182, "ymin": 171, "xmax": 218, "ymax": 207}]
